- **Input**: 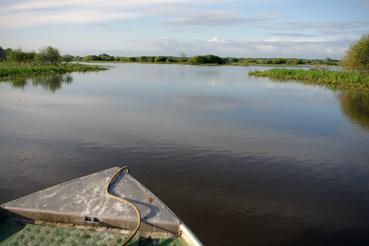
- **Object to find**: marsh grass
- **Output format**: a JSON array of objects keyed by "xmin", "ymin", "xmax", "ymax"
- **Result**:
[
  {"xmin": 0, "ymin": 63, "xmax": 107, "ymax": 79},
  {"xmin": 249, "ymin": 68, "xmax": 369, "ymax": 91}
]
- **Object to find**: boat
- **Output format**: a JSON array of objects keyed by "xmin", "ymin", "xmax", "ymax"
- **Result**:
[{"xmin": 0, "ymin": 166, "xmax": 203, "ymax": 245}]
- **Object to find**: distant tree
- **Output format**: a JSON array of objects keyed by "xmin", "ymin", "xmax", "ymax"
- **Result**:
[
  {"xmin": 4, "ymin": 48, "xmax": 12, "ymax": 61},
  {"xmin": 204, "ymin": 55, "xmax": 225, "ymax": 64},
  {"xmin": 189, "ymin": 55, "xmax": 224, "ymax": 65},
  {"xmin": 98, "ymin": 53, "xmax": 114, "ymax": 61},
  {"xmin": 0, "ymin": 47, "xmax": 4, "ymax": 61},
  {"xmin": 188, "ymin": 56, "xmax": 208, "ymax": 64},
  {"xmin": 178, "ymin": 53, "xmax": 188, "ymax": 63},
  {"xmin": 118, "ymin": 57, "xmax": 129, "ymax": 62},
  {"xmin": 265, "ymin": 59, "xmax": 274, "ymax": 64},
  {"xmin": 178, "ymin": 57, "xmax": 188, "ymax": 63},
  {"xmin": 6, "ymin": 48, "xmax": 35, "ymax": 63},
  {"xmin": 273, "ymin": 58, "xmax": 287, "ymax": 64},
  {"xmin": 37, "ymin": 46, "xmax": 61, "ymax": 64},
  {"xmin": 155, "ymin": 56, "xmax": 167, "ymax": 63},
  {"xmin": 83, "ymin": 55, "xmax": 99, "ymax": 61},
  {"xmin": 72, "ymin": 56, "xmax": 81, "ymax": 61},
  {"xmin": 342, "ymin": 34, "xmax": 369, "ymax": 71},
  {"xmin": 238, "ymin": 58, "xmax": 250, "ymax": 65},
  {"xmin": 166, "ymin": 57, "xmax": 176, "ymax": 63},
  {"xmin": 62, "ymin": 54, "xmax": 74, "ymax": 63},
  {"xmin": 226, "ymin": 57, "xmax": 239, "ymax": 64},
  {"xmin": 285, "ymin": 58, "xmax": 302, "ymax": 65},
  {"xmin": 138, "ymin": 56, "xmax": 149, "ymax": 62}
]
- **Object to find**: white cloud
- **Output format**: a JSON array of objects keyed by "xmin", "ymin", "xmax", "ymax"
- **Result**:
[
  {"xmin": 0, "ymin": 0, "xmax": 237, "ymax": 28},
  {"xmin": 0, "ymin": 9, "xmax": 140, "ymax": 28},
  {"xmin": 269, "ymin": 21, "xmax": 369, "ymax": 38},
  {"xmin": 163, "ymin": 10, "xmax": 263, "ymax": 27},
  {"xmin": 0, "ymin": 0, "xmax": 366, "ymax": 58},
  {"xmin": 0, "ymin": 0, "xmax": 160, "ymax": 28},
  {"xmin": 208, "ymin": 37, "xmax": 226, "ymax": 43},
  {"xmin": 5, "ymin": 0, "xmax": 185, "ymax": 10}
]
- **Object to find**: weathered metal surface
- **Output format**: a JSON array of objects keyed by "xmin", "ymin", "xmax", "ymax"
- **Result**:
[{"xmin": 1, "ymin": 167, "xmax": 181, "ymax": 234}]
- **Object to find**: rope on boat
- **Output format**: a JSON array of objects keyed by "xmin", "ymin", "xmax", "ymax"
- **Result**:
[{"xmin": 106, "ymin": 166, "xmax": 142, "ymax": 246}]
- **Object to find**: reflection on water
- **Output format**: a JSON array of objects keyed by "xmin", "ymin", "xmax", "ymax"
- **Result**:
[
  {"xmin": 1, "ymin": 64, "xmax": 369, "ymax": 245},
  {"xmin": 1, "ymin": 73, "xmax": 73, "ymax": 92},
  {"xmin": 339, "ymin": 91, "xmax": 369, "ymax": 130}
]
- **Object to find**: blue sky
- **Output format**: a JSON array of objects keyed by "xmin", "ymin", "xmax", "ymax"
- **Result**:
[{"xmin": 1, "ymin": 0, "xmax": 369, "ymax": 58}]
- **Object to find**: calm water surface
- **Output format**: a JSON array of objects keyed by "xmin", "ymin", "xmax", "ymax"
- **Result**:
[{"xmin": 1, "ymin": 64, "xmax": 369, "ymax": 245}]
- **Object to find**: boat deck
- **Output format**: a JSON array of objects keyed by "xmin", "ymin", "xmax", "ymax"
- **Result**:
[
  {"xmin": 0, "ymin": 167, "xmax": 201, "ymax": 245},
  {"xmin": 1, "ymin": 167, "xmax": 180, "ymax": 234}
]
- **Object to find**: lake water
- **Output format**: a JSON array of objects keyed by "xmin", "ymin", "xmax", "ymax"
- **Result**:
[{"xmin": 1, "ymin": 63, "xmax": 369, "ymax": 245}]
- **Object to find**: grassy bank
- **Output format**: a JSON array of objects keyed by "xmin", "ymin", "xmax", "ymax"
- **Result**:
[
  {"xmin": 249, "ymin": 68, "xmax": 369, "ymax": 91},
  {"xmin": 0, "ymin": 63, "xmax": 107, "ymax": 79}
]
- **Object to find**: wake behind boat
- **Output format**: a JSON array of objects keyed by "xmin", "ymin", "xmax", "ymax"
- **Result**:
[{"xmin": 0, "ymin": 167, "xmax": 202, "ymax": 246}]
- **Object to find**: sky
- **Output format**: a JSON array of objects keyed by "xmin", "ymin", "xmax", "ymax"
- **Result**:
[{"xmin": 0, "ymin": 0, "xmax": 369, "ymax": 58}]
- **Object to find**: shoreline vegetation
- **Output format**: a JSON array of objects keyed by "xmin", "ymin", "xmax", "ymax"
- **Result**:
[
  {"xmin": 0, "ymin": 63, "xmax": 107, "ymax": 79},
  {"xmin": 0, "ymin": 46, "xmax": 107, "ymax": 79},
  {"xmin": 1, "ymin": 33, "xmax": 369, "ymax": 92},
  {"xmin": 78, "ymin": 54, "xmax": 339, "ymax": 66},
  {"xmin": 249, "ymin": 34, "xmax": 369, "ymax": 91},
  {"xmin": 0, "ymin": 46, "xmax": 339, "ymax": 68},
  {"xmin": 249, "ymin": 69, "xmax": 369, "ymax": 91},
  {"xmin": 0, "ymin": 46, "xmax": 339, "ymax": 79}
]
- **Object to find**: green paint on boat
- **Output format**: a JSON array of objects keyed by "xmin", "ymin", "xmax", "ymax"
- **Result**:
[{"xmin": 0, "ymin": 221, "xmax": 184, "ymax": 246}]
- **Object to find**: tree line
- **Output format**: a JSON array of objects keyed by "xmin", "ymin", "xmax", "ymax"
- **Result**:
[
  {"xmin": 0, "ymin": 46, "xmax": 340, "ymax": 66},
  {"xmin": 0, "ymin": 46, "xmax": 64, "ymax": 65},
  {"xmin": 75, "ymin": 53, "xmax": 339, "ymax": 66},
  {"xmin": 1, "ymin": 33, "xmax": 368, "ymax": 70},
  {"xmin": 74, "ymin": 33, "xmax": 369, "ymax": 69}
]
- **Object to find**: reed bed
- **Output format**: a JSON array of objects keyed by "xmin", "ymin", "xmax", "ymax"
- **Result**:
[
  {"xmin": 0, "ymin": 63, "xmax": 107, "ymax": 78},
  {"xmin": 249, "ymin": 68, "xmax": 369, "ymax": 91}
]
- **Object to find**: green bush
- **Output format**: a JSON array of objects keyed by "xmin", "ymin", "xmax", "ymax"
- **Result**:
[
  {"xmin": 166, "ymin": 57, "xmax": 176, "ymax": 63},
  {"xmin": 155, "ymin": 56, "xmax": 167, "ymax": 63},
  {"xmin": 62, "ymin": 54, "xmax": 74, "ymax": 63},
  {"xmin": 0, "ymin": 47, "xmax": 4, "ymax": 61},
  {"xmin": 6, "ymin": 48, "xmax": 36, "ymax": 63},
  {"xmin": 83, "ymin": 55, "xmax": 99, "ymax": 61},
  {"xmin": 188, "ymin": 55, "xmax": 225, "ymax": 65},
  {"xmin": 342, "ymin": 34, "xmax": 369, "ymax": 71},
  {"xmin": 36, "ymin": 46, "xmax": 61, "ymax": 65},
  {"xmin": 138, "ymin": 56, "xmax": 149, "ymax": 62},
  {"xmin": 98, "ymin": 53, "xmax": 114, "ymax": 61}
]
